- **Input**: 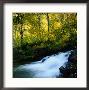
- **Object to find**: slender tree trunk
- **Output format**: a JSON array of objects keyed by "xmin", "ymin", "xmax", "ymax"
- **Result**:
[
  {"xmin": 20, "ymin": 24, "xmax": 23, "ymax": 47},
  {"xmin": 14, "ymin": 25, "xmax": 17, "ymax": 46},
  {"xmin": 38, "ymin": 14, "xmax": 40, "ymax": 31},
  {"xmin": 37, "ymin": 13, "xmax": 42, "ymax": 41},
  {"xmin": 20, "ymin": 14, "xmax": 24, "ymax": 48},
  {"xmin": 38, "ymin": 14, "xmax": 41, "ymax": 40},
  {"xmin": 47, "ymin": 13, "xmax": 49, "ymax": 41}
]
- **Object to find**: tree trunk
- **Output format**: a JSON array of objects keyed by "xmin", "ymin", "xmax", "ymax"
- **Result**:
[
  {"xmin": 20, "ymin": 24, "xmax": 23, "ymax": 47},
  {"xmin": 47, "ymin": 13, "xmax": 49, "ymax": 41},
  {"xmin": 38, "ymin": 14, "xmax": 41, "ymax": 40},
  {"xmin": 19, "ymin": 14, "xmax": 24, "ymax": 48}
]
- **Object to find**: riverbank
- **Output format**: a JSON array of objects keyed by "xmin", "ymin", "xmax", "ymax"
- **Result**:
[{"xmin": 13, "ymin": 43, "xmax": 76, "ymax": 68}]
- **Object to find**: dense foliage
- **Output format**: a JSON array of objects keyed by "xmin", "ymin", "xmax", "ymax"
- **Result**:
[{"xmin": 13, "ymin": 13, "xmax": 77, "ymax": 67}]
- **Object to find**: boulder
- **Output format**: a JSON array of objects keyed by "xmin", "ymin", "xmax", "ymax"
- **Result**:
[
  {"xmin": 59, "ymin": 49, "xmax": 77, "ymax": 78},
  {"xmin": 68, "ymin": 55, "xmax": 77, "ymax": 63}
]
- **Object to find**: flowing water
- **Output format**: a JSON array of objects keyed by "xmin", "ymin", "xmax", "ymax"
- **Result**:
[{"xmin": 13, "ymin": 51, "xmax": 72, "ymax": 78}]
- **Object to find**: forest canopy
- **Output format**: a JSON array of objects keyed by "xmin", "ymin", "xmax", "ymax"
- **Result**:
[{"xmin": 13, "ymin": 13, "xmax": 77, "ymax": 65}]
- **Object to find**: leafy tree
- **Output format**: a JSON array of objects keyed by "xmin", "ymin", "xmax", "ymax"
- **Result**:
[{"xmin": 13, "ymin": 13, "xmax": 77, "ymax": 65}]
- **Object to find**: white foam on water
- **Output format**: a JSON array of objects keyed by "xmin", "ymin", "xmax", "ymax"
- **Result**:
[{"xmin": 14, "ymin": 51, "xmax": 71, "ymax": 78}]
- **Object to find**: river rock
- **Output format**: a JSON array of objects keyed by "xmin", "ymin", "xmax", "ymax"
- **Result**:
[
  {"xmin": 68, "ymin": 49, "xmax": 77, "ymax": 63},
  {"xmin": 59, "ymin": 49, "xmax": 77, "ymax": 78},
  {"xmin": 68, "ymin": 55, "xmax": 77, "ymax": 63}
]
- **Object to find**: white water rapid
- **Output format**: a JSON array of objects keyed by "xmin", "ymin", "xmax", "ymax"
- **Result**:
[{"xmin": 14, "ymin": 51, "xmax": 72, "ymax": 78}]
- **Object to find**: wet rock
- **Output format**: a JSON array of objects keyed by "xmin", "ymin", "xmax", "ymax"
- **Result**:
[
  {"xmin": 59, "ymin": 65, "xmax": 71, "ymax": 78},
  {"xmin": 68, "ymin": 49, "xmax": 77, "ymax": 63},
  {"xmin": 68, "ymin": 56, "xmax": 77, "ymax": 63},
  {"xmin": 59, "ymin": 49, "xmax": 77, "ymax": 78}
]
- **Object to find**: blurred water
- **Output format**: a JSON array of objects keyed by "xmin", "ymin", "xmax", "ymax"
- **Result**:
[{"xmin": 13, "ymin": 51, "xmax": 71, "ymax": 78}]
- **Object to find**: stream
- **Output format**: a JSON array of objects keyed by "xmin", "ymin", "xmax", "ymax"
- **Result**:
[{"xmin": 13, "ymin": 50, "xmax": 72, "ymax": 78}]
